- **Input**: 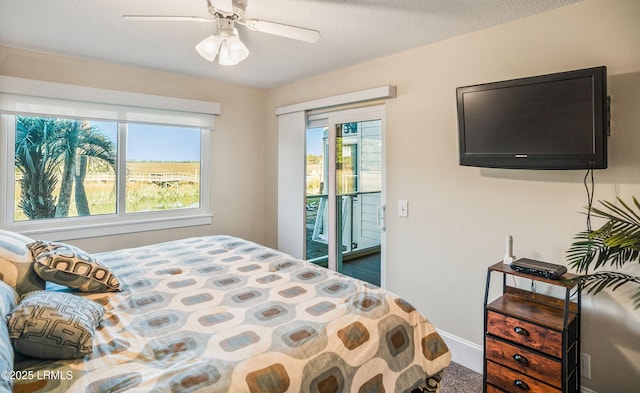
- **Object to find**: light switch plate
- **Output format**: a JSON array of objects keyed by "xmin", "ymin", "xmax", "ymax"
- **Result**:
[{"xmin": 398, "ymin": 200, "xmax": 408, "ymax": 217}]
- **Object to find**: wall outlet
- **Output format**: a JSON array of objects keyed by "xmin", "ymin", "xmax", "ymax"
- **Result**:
[{"xmin": 581, "ymin": 353, "xmax": 591, "ymax": 379}]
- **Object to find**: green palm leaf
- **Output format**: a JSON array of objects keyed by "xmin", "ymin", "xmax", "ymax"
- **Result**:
[
  {"xmin": 567, "ymin": 197, "xmax": 640, "ymax": 309},
  {"xmin": 577, "ymin": 272, "xmax": 640, "ymax": 309},
  {"xmin": 15, "ymin": 116, "xmax": 116, "ymax": 219}
]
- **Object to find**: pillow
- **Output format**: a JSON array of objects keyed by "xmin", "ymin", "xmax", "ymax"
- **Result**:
[
  {"xmin": 0, "ymin": 230, "xmax": 45, "ymax": 295},
  {"xmin": 8, "ymin": 290, "xmax": 104, "ymax": 359},
  {"xmin": 0, "ymin": 321, "xmax": 12, "ymax": 392},
  {"xmin": 28, "ymin": 241, "xmax": 121, "ymax": 292},
  {"xmin": 0, "ymin": 281, "xmax": 19, "ymax": 319},
  {"xmin": 0, "ymin": 281, "xmax": 19, "ymax": 393}
]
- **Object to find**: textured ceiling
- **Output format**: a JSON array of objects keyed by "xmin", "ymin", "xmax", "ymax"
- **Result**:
[{"xmin": 0, "ymin": 0, "xmax": 581, "ymax": 89}]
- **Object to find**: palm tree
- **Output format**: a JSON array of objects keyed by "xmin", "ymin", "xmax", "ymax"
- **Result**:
[
  {"xmin": 15, "ymin": 117, "xmax": 116, "ymax": 219},
  {"xmin": 74, "ymin": 155, "xmax": 90, "ymax": 216},
  {"xmin": 54, "ymin": 120, "xmax": 116, "ymax": 217},
  {"xmin": 567, "ymin": 197, "xmax": 640, "ymax": 309},
  {"xmin": 15, "ymin": 118, "xmax": 62, "ymax": 219}
]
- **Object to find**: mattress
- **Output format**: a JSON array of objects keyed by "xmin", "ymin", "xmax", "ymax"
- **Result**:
[{"xmin": 13, "ymin": 235, "xmax": 450, "ymax": 392}]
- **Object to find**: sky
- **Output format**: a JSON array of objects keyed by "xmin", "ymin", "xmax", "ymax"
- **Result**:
[
  {"xmin": 95, "ymin": 123, "xmax": 323, "ymax": 161},
  {"xmin": 92, "ymin": 121, "xmax": 201, "ymax": 162},
  {"xmin": 306, "ymin": 127, "xmax": 326, "ymax": 156}
]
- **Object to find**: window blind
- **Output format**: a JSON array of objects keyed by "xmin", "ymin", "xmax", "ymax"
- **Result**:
[{"xmin": 0, "ymin": 76, "xmax": 220, "ymax": 128}]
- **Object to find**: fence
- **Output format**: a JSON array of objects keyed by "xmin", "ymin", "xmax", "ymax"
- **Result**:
[{"xmin": 15, "ymin": 172, "xmax": 199, "ymax": 184}]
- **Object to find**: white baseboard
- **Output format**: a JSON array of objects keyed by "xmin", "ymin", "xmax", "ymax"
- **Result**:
[
  {"xmin": 436, "ymin": 329, "xmax": 598, "ymax": 393},
  {"xmin": 437, "ymin": 329, "xmax": 483, "ymax": 374}
]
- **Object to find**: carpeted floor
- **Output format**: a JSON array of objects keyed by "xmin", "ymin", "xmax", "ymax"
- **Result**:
[{"xmin": 440, "ymin": 362, "xmax": 483, "ymax": 393}]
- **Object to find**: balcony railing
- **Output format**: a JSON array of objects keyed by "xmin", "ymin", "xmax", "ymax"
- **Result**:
[{"xmin": 305, "ymin": 191, "xmax": 381, "ymax": 262}]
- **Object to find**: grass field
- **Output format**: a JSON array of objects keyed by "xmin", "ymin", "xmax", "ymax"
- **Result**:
[
  {"xmin": 127, "ymin": 162, "xmax": 200, "ymax": 174},
  {"xmin": 14, "ymin": 161, "xmax": 200, "ymax": 221}
]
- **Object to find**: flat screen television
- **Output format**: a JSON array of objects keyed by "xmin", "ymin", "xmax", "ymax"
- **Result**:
[{"xmin": 456, "ymin": 66, "xmax": 608, "ymax": 169}]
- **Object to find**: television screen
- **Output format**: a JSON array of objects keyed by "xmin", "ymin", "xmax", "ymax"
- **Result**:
[{"xmin": 456, "ymin": 66, "xmax": 608, "ymax": 169}]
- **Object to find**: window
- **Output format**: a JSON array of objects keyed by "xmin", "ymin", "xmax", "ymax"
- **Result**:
[
  {"xmin": 12, "ymin": 116, "xmax": 119, "ymax": 222},
  {"xmin": 125, "ymin": 123, "xmax": 202, "ymax": 214},
  {"xmin": 0, "ymin": 76, "xmax": 219, "ymax": 240}
]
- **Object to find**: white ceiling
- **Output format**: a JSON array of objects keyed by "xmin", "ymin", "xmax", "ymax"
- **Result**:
[{"xmin": 0, "ymin": 0, "xmax": 581, "ymax": 89}]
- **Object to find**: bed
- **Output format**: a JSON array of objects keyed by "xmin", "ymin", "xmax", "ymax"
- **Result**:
[{"xmin": 3, "ymin": 234, "xmax": 450, "ymax": 392}]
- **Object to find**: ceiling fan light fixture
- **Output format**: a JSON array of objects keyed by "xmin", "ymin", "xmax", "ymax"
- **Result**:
[
  {"xmin": 195, "ymin": 34, "xmax": 223, "ymax": 62},
  {"xmin": 218, "ymin": 41, "xmax": 238, "ymax": 66},
  {"xmin": 222, "ymin": 29, "xmax": 249, "ymax": 64},
  {"xmin": 127, "ymin": 0, "xmax": 321, "ymax": 68},
  {"xmin": 197, "ymin": 27, "xmax": 248, "ymax": 65}
]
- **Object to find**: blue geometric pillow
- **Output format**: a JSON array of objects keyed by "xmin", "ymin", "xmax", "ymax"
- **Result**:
[
  {"xmin": 0, "ymin": 230, "xmax": 45, "ymax": 296},
  {"xmin": 0, "ymin": 322, "xmax": 12, "ymax": 393},
  {"xmin": 0, "ymin": 281, "xmax": 19, "ymax": 319},
  {"xmin": 0, "ymin": 281, "xmax": 19, "ymax": 393}
]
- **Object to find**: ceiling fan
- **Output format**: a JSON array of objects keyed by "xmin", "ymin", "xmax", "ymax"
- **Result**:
[{"xmin": 123, "ymin": 0, "xmax": 321, "ymax": 66}]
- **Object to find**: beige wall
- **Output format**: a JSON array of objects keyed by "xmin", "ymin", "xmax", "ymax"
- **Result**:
[
  {"xmin": 2, "ymin": 0, "xmax": 639, "ymax": 391},
  {"xmin": 0, "ymin": 46, "xmax": 270, "ymax": 251},
  {"xmin": 266, "ymin": 0, "xmax": 640, "ymax": 391}
]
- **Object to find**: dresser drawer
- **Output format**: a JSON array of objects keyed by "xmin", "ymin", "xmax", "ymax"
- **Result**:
[
  {"xmin": 486, "ymin": 336, "xmax": 562, "ymax": 388},
  {"xmin": 486, "ymin": 384, "xmax": 506, "ymax": 393},
  {"xmin": 487, "ymin": 311, "xmax": 562, "ymax": 358},
  {"xmin": 486, "ymin": 360, "xmax": 562, "ymax": 393}
]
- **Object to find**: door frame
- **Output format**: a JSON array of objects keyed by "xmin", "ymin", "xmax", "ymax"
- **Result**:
[
  {"xmin": 306, "ymin": 105, "xmax": 387, "ymax": 286},
  {"xmin": 276, "ymin": 85, "xmax": 396, "ymax": 289}
]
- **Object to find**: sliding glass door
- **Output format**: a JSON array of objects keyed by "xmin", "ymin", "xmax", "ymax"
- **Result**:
[{"xmin": 305, "ymin": 107, "xmax": 384, "ymax": 286}]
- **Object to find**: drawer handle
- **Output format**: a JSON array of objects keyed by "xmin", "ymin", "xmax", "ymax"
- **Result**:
[
  {"xmin": 514, "ymin": 379, "xmax": 530, "ymax": 390},
  {"xmin": 514, "ymin": 326, "xmax": 530, "ymax": 336},
  {"xmin": 513, "ymin": 353, "xmax": 530, "ymax": 366}
]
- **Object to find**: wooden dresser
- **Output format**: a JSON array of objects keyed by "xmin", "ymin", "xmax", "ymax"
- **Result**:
[{"xmin": 483, "ymin": 262, "xmax": 581, "ymax": 392}]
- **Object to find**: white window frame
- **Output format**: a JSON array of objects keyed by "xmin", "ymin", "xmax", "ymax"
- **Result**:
[{"xmin": 0, "ymin": 76, "xmax": 219, "ymax": 241}]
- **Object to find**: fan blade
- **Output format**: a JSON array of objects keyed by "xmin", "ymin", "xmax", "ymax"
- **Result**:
[
  {"xmin": 244, "ymin": 19, "xmax": 320, "ymax": 43},
  {"xmin": 122, "ymin": 15, "xmax": 215, "ymax": 22},
  {"xmin": 210, "ymin": 0, "xmax": 234, "ymax": 14}
]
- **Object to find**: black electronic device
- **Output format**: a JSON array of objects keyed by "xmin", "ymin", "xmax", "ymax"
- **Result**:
[
  {"xmin": 510, "ymin": 258, "xmax": 568, "ymax": 280},
  {"xmin": 456, "ymin": 66, "xmax": 608, "ymax": 170}
]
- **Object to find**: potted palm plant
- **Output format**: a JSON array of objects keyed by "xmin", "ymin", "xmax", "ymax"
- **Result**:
[{"xmin": 567, "ymin": 197, "xmax": 640, "ymax": 309}]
